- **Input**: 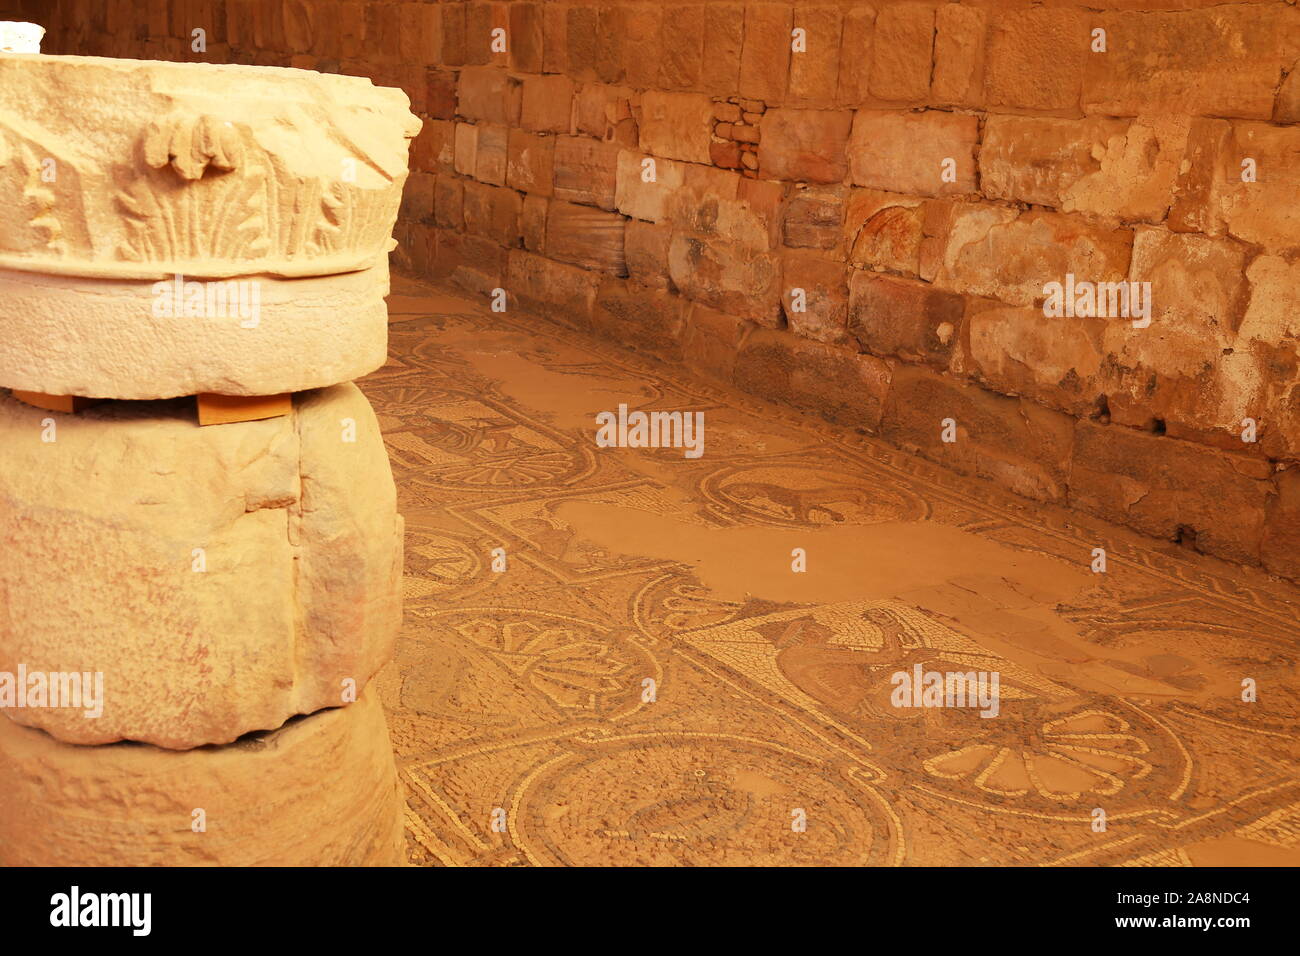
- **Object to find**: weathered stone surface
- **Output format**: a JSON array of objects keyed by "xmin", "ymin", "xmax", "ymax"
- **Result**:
[
  {"xmin": 625, "ymin": 218, "xmax": 673, "ymax": 289},
  {"xmin": 758, "ymin": 109, "xmax": 852, "ymax": 184},
  {"xmin": 701, "ymin": 3, "xmax": 744, "ymax": 94},
  {"xmin": 1084, "ymin": 8, "xmax": 1295, "ymax": 119},
  {"xmin": 622, "ymin": 4, "xmax": 664, "ymax": 88},
  {"xmin": 0, "ymin": 55, "xmax": 420, "ymax": 281},
  {"xmin": 456, "ymin": 66, "xmax": 521, "ymax": 125},
  {"xmin": 781, "ymin": 251, "xmax": 850, "ymax": 346},
  {"xmin": 453, "ymin": 121, "xmax": 478, "ymax": 177},
  {"xmin": 1069, "ymin": 422, "xmax": 1270, "ymax": 565},
  {"xmin": 574, "ymin": 82, "xmax": 637, "ymax": 143},
  {"xmin": 546, "ymin": 201, "xmax": 627, "ymax": 275},
  {"xmin": 615, "ymin": 151, "xmax": 686, "ymax": 223},
  {"xmin": 0, "ymin": 690, "xmax": 405, "ymax": 866},
  {"xmin": 1215, "ymin": 123, "xmax": 1300, "ymax": 253},
  {"xmin": 475, "ymin": 123, "xmax": 509, "ymax": 186},
  {"xmin": 868, "ymin": 2, "xmax": 934, "ymax": 103},
  {"xmin": 1169, "ymin": 118, "xmax": 1232, "ymax": 235},
  {"xmin": 849, "ymin": 272, "xmax": 962, "ymax": 368},
  {"xmin": 433, "ymin": 176, "xmax": 465, "ymax": 230},
  {"xmin": 739, "ymin": 3, "xmax": 792, "ymax": 103},
  {"xmin": 0, "ymin": 384, "xmax": 403, "ymax": 749},
  {"xmin": 1101, "ymin": 228, "xmax": 1253, "ymax": 441},
  {"xmin": 784, "ymin": 185, "xmax": 847, "ymax": 251},
  {"xmin": 882, "ymin": 365, "xmax": 1076, "ymax": 503},
  {"xmin": 660, "ymin": 3, "xmax": 706, "ymax": 89},
  {"xmin": 1262, "ymin": 465, "xmax": 1300, "ymax": 580},
  {"xmin": 0, "ymin": 262, "xmax": 392, "ymax": 399},
  {"xmin": 844, "ymin": 189, "xmax": 925, "ymax": 275},
  {"xmin": 509, "ymin": 2, "xmax": 545, "ymax": 73},
  {"xmin": 835, "ymin": 7, "xmax": 876, "ymax": 106},
  {"xmin": 788, "ymin": 5, "xmax": 842, "ymax": 106},
  {"xmin": 638, "ymin": 91, "xmax": 715, "ymax": 165},
  {"xmin": 980, "ymin": 115, "xmax": 1188, "ymax": 223},
  {"xmin": 683, "ymin": 302, "xmax": 752, "ymax": 382},
  {"xmin": 520, "ymin": 74, "xmax": 574, "ymax": 133},
  {"xmin": 591, "ymin": 277, "xmax": 688, "ymax": 360},
  {"xmin": 932, "ymin": 3, "xmax": 985, "ymax": 107},
  {"xmin": 554, "ymin": 135, "xmax": 620, "ymax": 210},
  {"xmin": 506, "ymin": 129, "xmax": 555, "ymax": 196},
  {"xmin": 963, "ymin": 297, "xmax": 1106, "ymax": 417},
  {"xmin": 506, "ymin": 249, "xmax": 600, "ymax": 324},
  {"xmin": 462, "ymin": 181, "xmax": 522, "ymax": 247},
  {"xmin": 521, "ymin": 194, "xmax": 548, "ymax": 252},
  {"xmin": 848, "ymin": 111, "xmax": 978, "ymax": 197},
  {"xmin": 932, "ymin": 207, "xmax": 1133, "ymax": 307},
  {"xmin": 735, "ymin": 327, "xmax": 890, "ymax": 430},
  {"xmin": 985, "ymin": 7, "xmax": 1084, "ymax": 112},
  {"xmin": 668, "ymin": 233, "xmax": 782, "ymax": 326}
]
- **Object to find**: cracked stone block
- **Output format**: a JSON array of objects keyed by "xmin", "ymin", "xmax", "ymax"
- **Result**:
[
  {"xmin": 0, "ymin": 689, "xmax": 405, "ymax": 866},
  {"xmin": 0, "ymin": 383, "xmax": 403, "ymax": 749}
]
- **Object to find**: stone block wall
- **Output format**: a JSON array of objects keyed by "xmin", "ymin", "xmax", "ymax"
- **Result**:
[{"xmin": 12, "ymin": 0, "xmax": 1300, "ymax": 581}]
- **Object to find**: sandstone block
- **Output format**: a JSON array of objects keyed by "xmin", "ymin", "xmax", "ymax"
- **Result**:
[
  {"xmin": 462, "ymin": 181, "xmax": 522, "ymax": 247},
  {"xmin": 554, "ymin": 135, "xmax": 621, "ymax": 210},
  {"xmin": 980, "ymin": 115, "xmax": 1188, "ymax": 223},
  {"xmin": 455, "ymin": 65, "xmax": 521, "ymax": 126},
  {"xmin": 0, "ymin": 262, "xmax": 392, "ymax": 400},
  {"xmin": 591, "ymin": 278, "xmax": 688, "ymax": 361},
  {"xmin": 702, "ymin": 4, "xmax": 745, "ymax": 94},
  {"xmin": 1083, "ymin": 8, "xmax": 1294, "ymax": 120},
  {"xmin": 506, "ymin": 129, "xmax": 555, "ymax": 197},
  {"xmin": 615, "ymin": 151, "xmax": 686, "ymax": 223},
  {"xmin": 868, "ymin": 3, "xmax": 934, "ymax": 103},
  {"xmin": 788, "ymin": 6, "xmax": 842, "ymax": 106},
  {"xmin": 509, "ymin": 2, "xmax": 545, "ymax": 73},
  {"xmin": 1094, "ymin": 229, "xmax": 1253, "ymax": 446},
  {"xmin": 848, "ymin": 272, "xmax": 962, "ymax": 368},
  {"xmin": 684, "ymin": 303, "xmax": 752, "ymax": 382},
  {"xmin": 848, "ymin": 110, "xmax": 977, "ymax": 197},
  {"xmin": 735, "ymin": 328, "xmax": 890, "ymax": 430},
  {"xmin": 835, "ymin": 7, "xmax": 876, "ymax": 107},
  {"xmin": 739, "ymin": 3, "xmax": 793, "ymax": 103},
  {"xmin": 639, "ymin": 91, "xmax": 715, "ymax": 165},
  {"xmin": 546, "ymin": 201, "xmax": 627, "ymax": 275},
  {"xmin": 0, "ymin": 690, "xmax": 404, "ymax": 866},
  {"xmin": 668, "ymin": 233, "xmax": 782, "ymax": 326},
  {"xmin": 932, "ymin": 3, "xmax": 985, "ymax": 107},
  {"xmin": 1217, "ymin": 122, "xmax": 1300, "ymax": 253},
  {"xmin": 1069, "ymin": 422, "xmax": 1269, "ymax": 565},
  {"xmin": 1262, "ymin": 465, "xmax": 1300, "ymax": 580},
  {"xmin": 783, "ymin": 185, "xmax": 847, "ymax": 251},
  {"xmin": 844, "ymin": 189, "xmax": 925, "ymax": 276},
  {"xmin": 521, "ymin": 194, "xmax": 548, "ymax": 252},
  {"xmin": 985, "ymin": 7, "xmax": 1084, "ymax": 112},
  {"xmin": 622, "ymin": 5, "xmax": 664, "ymax": 89},
  {"xmin": 932, "ymin": 207, "xmax": 1133, "ymax": 307},
  {"xmin": 506, "ymin": 249, "xmax": 601, "ymax": 324},
  {"xmin": 660, "ymin": 4, "xmax": 706, "ymax": 89},
  {"xmin": 0, "ymin": 384, "xmax": 403, "ymax": 749},
  {"xmin": 758, "ymin": 108, "xmax": 852, "ymax": 184},
  {"xmin": 963, "ymin": 297, "xmax": 1105, "ymax": 417},
  {"xmin": 520, "ymin": 74, "xmax": 575, "ymax": 134},
  {"xmin": 625, "ymin": 219, "xmax": 673, "ymax": 288},
  {"xmin": 473, "ymin": 123, "xmax": 508, "ymax": 186},
  {"xmin": 781, "ymin": 251, "xmax": 851, "ymax": 347},
  {"xmin": 882, "ymin": 365, "xmax": 1076, "ymax": 502}
]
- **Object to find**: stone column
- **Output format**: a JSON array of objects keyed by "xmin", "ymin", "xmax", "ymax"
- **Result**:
[{"xmin": 0, "ymin": 52, "xmax": 421, "ymax": 866}]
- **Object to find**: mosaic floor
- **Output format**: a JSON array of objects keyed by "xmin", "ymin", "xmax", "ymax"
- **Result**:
[{"xmin": 368, "ymin": 274, "xmax": 1300, "ymax": 867}]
